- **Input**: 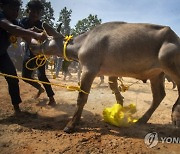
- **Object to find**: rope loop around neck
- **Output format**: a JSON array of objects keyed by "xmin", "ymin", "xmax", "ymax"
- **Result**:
[{"xmin": 63, "ymin": 35, "xmax": 73, "ymax": 61}]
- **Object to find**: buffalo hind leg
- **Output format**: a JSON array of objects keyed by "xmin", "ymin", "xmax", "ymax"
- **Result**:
[
  {"xmin": 171, "ymin": 85, "xmax": 180, "ymax": 127},
  {"xmin": 158, "ymin": 40, "xmax": 180, "ymax": 127},
  {"xmin": 64, "ymin": 70, "xmax": 96, "ymax": 133},
  {"xmin": 109, "ymin": 76, "xmax": 124, "ymax": 105},
  {"xmin": 138, "ymin": 73, "xmax": 166, "ymax": 124}
]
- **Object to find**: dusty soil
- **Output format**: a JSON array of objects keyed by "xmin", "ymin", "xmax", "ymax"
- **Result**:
[{"xmin": 0, "ymin": 71, "xmax": 180, "ymax": 154}]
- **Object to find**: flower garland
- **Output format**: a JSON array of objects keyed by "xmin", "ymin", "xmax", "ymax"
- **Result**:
[{"xmin": 9, "ymin": 35, "xmax": 18, "ymax": 48}]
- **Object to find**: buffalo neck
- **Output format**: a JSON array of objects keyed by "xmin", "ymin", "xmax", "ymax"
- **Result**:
[{"xmin": 65, "ymin": 32, "xmax": 89, "ymax": 61}]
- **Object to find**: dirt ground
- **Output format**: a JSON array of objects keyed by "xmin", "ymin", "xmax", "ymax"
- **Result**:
[{"xmin": 0, "ymin": 71, "xmax": 180, "ymax": 154}]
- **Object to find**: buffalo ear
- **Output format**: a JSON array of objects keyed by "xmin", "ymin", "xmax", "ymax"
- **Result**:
[
  {"xmin": 42, "ymin": 22, "xmax": 59, "ymax": 37},
  {"xmin": 57, "ymin": 23, "xmax": 62, "ymax": 33}
]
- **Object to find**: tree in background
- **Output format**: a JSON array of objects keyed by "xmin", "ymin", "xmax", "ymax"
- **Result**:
[
  {"xmin": 56, "ymin": 7, "xmax": 73, "ymax": 80},
  {"xmin": 71, "ymin": 14, "xmax": 102, "ymax": 83},
  {"xmin": 16, "ymin": 0, "xmax": 26, "ymax": 19},
  {"xmin": 56, "ymin": 7, "xmax": 72, "ymax": 35},
  {"xmin": 41, "ymin": 0, "xmax": 55, "ymax": 26},
  {"xmin": 71, "ymin": 14, "xmax": 102, "ymax": 36}
]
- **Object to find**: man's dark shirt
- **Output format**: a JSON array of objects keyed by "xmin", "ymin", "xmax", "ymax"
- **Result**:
[
  {"xmin": 0, "ymin": 11, "xmax": 19, "ymax": 56},
  {"xmin": 20, "ymin": 17, "xmax": 42, "ymax": 58}
]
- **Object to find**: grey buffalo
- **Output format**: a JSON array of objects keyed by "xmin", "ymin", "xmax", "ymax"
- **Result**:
[{"xmin": 30, "ymin": 22, "xmax": 180, "ymax": 133}]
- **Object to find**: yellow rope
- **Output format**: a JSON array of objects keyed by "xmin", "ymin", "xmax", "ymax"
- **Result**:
[
  {"xmin": 25, "ymin": 53, "xmax": 56, "ymax": 78},
  {"xmin": 118, "ymin": 78, "xmax": 129, "ymax": 92},
  {"xmin": 118, "ymin": 78, "xmax": 140, "ymax": 92},
  {"xmin": 26, "ymin": 37, "xmax": 48, "ymax": 71},
  {"xmin": 16, "ymin": 35, "xmax": 88, "ymax": 94},
  {"xmin": 0, "ymin": 72, "xmax": 88, "ymax": 94},
  {"xmin": 9, "ymin": 35, "xmax": 18, "ymax": 48},
  {"xmin": 63, "ymin": 35, "xmax": 73, "ymax": 62},
  {"xmin": 25, "ymin": 54, "xmax": 47, "ymax": 71},
  {"xmin": 26, "ymin": 35, "xmax": 73, "ymax": 70}
]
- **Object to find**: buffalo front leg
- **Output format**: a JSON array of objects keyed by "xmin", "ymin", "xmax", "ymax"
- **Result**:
[
  {"xmin": 109, "ymin": 76, "xmax": 124, "ymax": 105},
  {"xmin": 138, "ymin": 73, "xmax": 166, "ymax": 124},
  {"xmin": 64, "ymin": 71, "xmax": 96, "ymax": 133}
]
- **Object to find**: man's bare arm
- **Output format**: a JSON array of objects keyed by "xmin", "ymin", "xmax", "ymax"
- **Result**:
[{"xmin": 0, "ymin": 19, "xmax": 46, "ymax": 41}]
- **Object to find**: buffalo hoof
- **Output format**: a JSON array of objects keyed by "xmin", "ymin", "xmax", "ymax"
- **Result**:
[
  {"xmin": 136, "ymin": 117, "xmax": 148, "ymax": 125},
  {"xmin": 117, "ymin": 101, "xmax": 123, "ymax": 106},
  {"xmin": 63, "ymin": 126, "xmax": 75, "ymax": 133},
  {"xmin": 116, "ymin": 96, "xmax": 124, "ymax": 105},
  {"xmin": 172, "ymin": 119, "xmax": 180, "ymax": 128},
  {"xmin": 172, "ymin": 105, "xmax": 180, "ymax": 128}
]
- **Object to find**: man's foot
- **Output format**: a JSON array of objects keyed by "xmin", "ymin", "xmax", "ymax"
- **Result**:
[
  {"xmin": 34, "ymin": 87, "xmax": 45, "ymax": 99},
  {"xmin": 98, "ymin": 80, "xmax": 104, "ymax": 86},
  {"xmin": 68, "ymin": 75, "xmax": 72, "ymax": 80},
  {"xmin": 63, "ymin": 76, "xmax": 66, "ymax": 81},
  {"xmin": 172, "ymin": 82, "xmax": 177, "ymax": 89},
  {"xmin": 13, "ymin": 104, "xmax": 22, "ymax": 116},
  {"xmin": 48, "ymin": 96, "xmax": 56, "ymax": 107}
]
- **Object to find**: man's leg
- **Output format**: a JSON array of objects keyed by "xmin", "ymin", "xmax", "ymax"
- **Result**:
[
  {"xmin": 0, "ymin": 54, "xmax": 22, "ymax": 114},
  {"xmin": 22, "ymin": 58, "xmax": 44, "ymax": 98},
  {"xmin": 38, "ymin": 64, "xmax": 56, "ymax": 106}
]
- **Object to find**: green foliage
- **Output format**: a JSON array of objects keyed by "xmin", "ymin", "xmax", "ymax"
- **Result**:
[
  {"xmin": 71, "ymin": 14, "xmax": 102, "ymax": 36},
  {"xmin": 18, "ymin": 0, "xmax": 26, "ymax": 19},
  {"xmin": 18, "ymin": 7, "xmax": 25, "ymax": 19},
  {"xmin": 19, "ymin": 1, "xmax": 102, "ymax": 36},
  {"xmin": 41, "ymin": 0, "xmax": 55, "ymax": 26},
  {"xmin": 56, "ymin": 7, "xmax": 72, "ymax": 35}
]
